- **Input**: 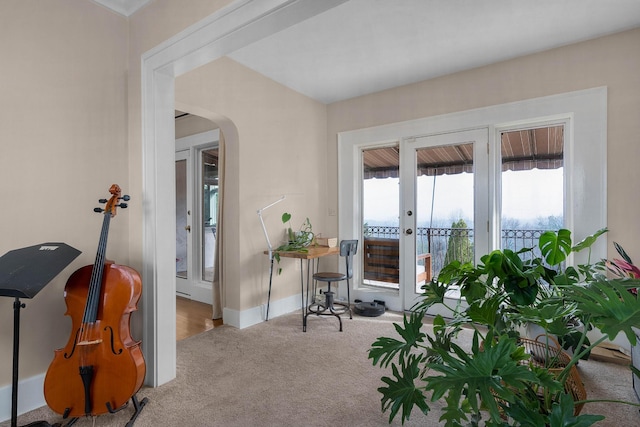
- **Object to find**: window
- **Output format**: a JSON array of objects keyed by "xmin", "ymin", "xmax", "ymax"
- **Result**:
[
  {"xmin": 338, "ymin": 88, "xmax": 607, "ymax": 312},
  {"xmin": 500, "ymin": 125, "xmax": 564, "ymax": 257}
]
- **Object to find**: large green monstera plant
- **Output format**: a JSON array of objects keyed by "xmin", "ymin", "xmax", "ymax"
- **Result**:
[{"xmin": 369, "ymin": 228, "xmax": 640, "ymax": 426}]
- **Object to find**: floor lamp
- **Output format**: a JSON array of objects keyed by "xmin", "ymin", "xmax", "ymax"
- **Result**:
[{"xmin": 257, "ymin": 195, "xmax": 285, "ymax": 321}]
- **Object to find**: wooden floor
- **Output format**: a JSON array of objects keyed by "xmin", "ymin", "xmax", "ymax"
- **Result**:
[{"xmin": 176, "ymin": 296, "xmax": 222, "ymax": 340}]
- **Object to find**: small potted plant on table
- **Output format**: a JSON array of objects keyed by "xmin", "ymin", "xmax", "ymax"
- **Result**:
[{"xmin": 273, "ymin": 212, "xmax": 314, "ymax": 274}]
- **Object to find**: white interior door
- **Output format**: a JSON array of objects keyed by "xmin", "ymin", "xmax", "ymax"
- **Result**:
[
  {"xmin": 175, "ymin": 130, "xmax": 219, "ymax": 304},
  {"xmin": 175, "ymin": 145, "xmax": 217, "ymax": 304},
  {"xmin": 401, "ymin": 129, "xmax": 489, "ymax": 312},
  {"xmin": 175, "ymin": 150, "xmax": 193, "ymax": 298}
]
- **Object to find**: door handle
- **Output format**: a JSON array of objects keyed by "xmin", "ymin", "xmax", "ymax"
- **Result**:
[
  {"xmin": 185, "ymin": 225, "xmax": 191, "ymax": 232},
  {"xmin": 405, "ymin": 229, "xmax": 413, "ymax": 235}
]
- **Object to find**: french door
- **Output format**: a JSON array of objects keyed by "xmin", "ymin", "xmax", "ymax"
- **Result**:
[
  {"xmin": 400, "ymin": 129, "xmax": 489, "ymax": 311},
  {"xmin": 175, "ymin": 146, "xmax": 218, "ymax": 304},
  {"xmin": 343, "ymin": 89, "xmax": 605, "ymax": 315}
]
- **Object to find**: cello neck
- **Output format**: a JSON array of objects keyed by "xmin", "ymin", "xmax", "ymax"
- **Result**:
[
  {"xmin": 81, "ymin": 184, "xmax": 127, "ymax": 324},
  {"xmin": 82, "ymin": 211, "xmax": 111, "ymax": 324}
]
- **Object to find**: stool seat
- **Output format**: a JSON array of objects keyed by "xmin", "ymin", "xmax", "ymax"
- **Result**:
[{"xmin": 314, "ymin": 272, "xmax": 347, "ymax": 281}]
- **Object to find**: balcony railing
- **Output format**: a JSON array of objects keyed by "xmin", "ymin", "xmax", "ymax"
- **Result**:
[{"xmin": 363, "ymin": 225, "xmax": 546, "ymax": 277}]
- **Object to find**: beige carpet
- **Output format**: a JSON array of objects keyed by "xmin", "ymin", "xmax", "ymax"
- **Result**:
[{"xmin": 4, "ymin": 310, "xmax": 640, "ymax": 426}]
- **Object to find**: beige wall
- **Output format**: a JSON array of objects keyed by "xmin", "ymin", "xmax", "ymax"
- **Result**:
[
  {"xmin": 126, "ymin": 0, "xmax": 234, "ymax": 274},
  {"xmin": 0, "ymin": 0, "xmax": 242, "ymax": 405},
  {"xmin": 326, "ymin": 28, "xmax": 640, "ymax": 259},
  {"xmin": 175, "ymin": 114, "xmax": 217, "ymax": 139},
  {"xmin": 126, "ymin": 0, "xmax": 328, "ymax": 314},
  {"xmin": 174, "ymin": 58, "xmax": 328, "ymax": 310},
  {"xmin": 0, "ymin": 0, "xmax": 128, "ymax": 385}
]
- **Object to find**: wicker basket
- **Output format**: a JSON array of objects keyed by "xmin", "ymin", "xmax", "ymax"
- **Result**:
[{"xmin": 518, "ymin": 335, "xmax": 587, "ymax": 415}]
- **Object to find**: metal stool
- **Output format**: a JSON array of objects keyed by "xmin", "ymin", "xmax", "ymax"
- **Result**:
[{"xmin": 304, "ymin": 240, "xmax": 358, "ymax": 331}]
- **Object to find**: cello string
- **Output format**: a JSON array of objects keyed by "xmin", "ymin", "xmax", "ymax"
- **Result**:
[
  {"xmin": 79, "ymin": 210, "xmax": 110, "ymax": 373},
  {"xmin": 81, "ymin": 214, "xmax": 103, "ymax": 337},
  {"xmin": 80, "ymin": 211, "xmax": 111, "ymax": 342},
  {"xmin": 91, "ymin": 213, "xmax": 110, "ymax": 322}
]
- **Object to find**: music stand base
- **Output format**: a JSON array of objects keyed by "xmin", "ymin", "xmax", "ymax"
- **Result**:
[{"xmin": 21, "ymin": 422, "xmax": 57, "ymax": 427}]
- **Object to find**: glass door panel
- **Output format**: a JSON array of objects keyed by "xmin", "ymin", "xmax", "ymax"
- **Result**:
[
  {"xmin": 201, "ymin": 148, "xmax": 218, "ymax": 282},
  {"xmin": 402, "ymin": 129, "xmax": 488, "ymax": 311},
  {"xmin": 415, "ymin": 144, "xmax": 474, "ymax": 291},
  {"xmin": 176, "ymin": 151, "xmax": 191, "ymax": 293},
  {"xmin": 362, "ymin": 145, "xmax": 400, "ymax": 290}
]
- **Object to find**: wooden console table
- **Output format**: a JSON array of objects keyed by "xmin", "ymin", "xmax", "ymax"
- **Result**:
[{"xmin": 265, "ymin": 246, "xmax": 339, "ymax": 330}]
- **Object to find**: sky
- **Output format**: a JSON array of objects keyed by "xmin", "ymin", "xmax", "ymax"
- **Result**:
[{"xmin": 363, "ymin": 168, "xmax": 564, "ymax": 226}]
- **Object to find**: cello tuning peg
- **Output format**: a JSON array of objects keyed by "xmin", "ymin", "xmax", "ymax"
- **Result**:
[
  {"xmin": 118, "ymin": 203, "xmax": 128, "ymax": 209},
  {"xmin": 120, "ymin": 195, "xmax": 131, "ymax": 201},
  {"xmin": 94, "ymin": 207, "xmax": 104, "ymax": 213},
  {"xmin": 99, "ymin": 199, "xmax": 108, "ymax": 203}
]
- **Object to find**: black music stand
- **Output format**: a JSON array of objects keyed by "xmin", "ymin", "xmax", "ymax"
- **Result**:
[{"xmin": 0, "ymin": 243, "xmax": 81, "ymax": 427}]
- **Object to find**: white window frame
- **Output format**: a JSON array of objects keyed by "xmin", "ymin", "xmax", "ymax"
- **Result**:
[
  {"xmin": 493, "ymin": 117, "xmax": 572, "ymax": 251},
  {"xmin": 338, "ymin": 87, "xmax": 607, "ymax": 312}
]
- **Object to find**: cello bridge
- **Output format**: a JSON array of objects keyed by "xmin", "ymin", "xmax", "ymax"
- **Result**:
[{"xmin": 77, "ymin": 339, "xmax": 103, "ymax": 346}]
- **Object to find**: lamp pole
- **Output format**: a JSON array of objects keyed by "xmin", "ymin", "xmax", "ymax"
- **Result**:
[{"xmin": 257, "ymin": 195, "xmax": 285, "ymax": 320}]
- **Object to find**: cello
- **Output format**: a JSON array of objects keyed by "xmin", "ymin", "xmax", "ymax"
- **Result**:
[{"xmin": 44, "ymin": 185, "xmax": 147, "ymax": 423}]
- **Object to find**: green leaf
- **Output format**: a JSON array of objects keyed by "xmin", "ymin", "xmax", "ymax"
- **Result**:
[
  {"xmin": 369, "ymin": 336, "xmax": 410, "ymax": 368},
  {"xmin": 558, "ymin": 329, "xmax": 591, "ymax": 360},
  {"xmin": 504, "ymin": 275, "xmax": 539, "ymax": 306},
  {"xmin": 466, "ymin": 297, "xmax": 502, "ymax": 328},
  {"xmin": 503, "ymin": 398, "xmax": 547, "ymax": 427},
  {"xmin": 548, "ymin": 393, "xmax": 604, "ymax": 427},
  {"xmin": 460, "ymin": 279, "xmax": 488, "ymax": 304},
  {"xmin": 566, "ymin": 279, "xmax": 640, "ymax": 345},
  {"xmin": 540, "ymin": 229, "xmax": 573, "ymax": 266},
  {"xmin": 378, "ymin": 355, "xmax": 430, "ymax": 424},
  {"xmin": 369, "ymin": 311, "xmax": 426, "ymax": 368},
  {"xmin": 425, "ymin": 318, "xmax": 461, "ymax": 365},
  {"xmin": 281, "ymin": 212, "xmax": 291, "ymax": 224},
  {"xmin": 482, "ymin": 249, "xmax": 543, "ymax": 307},
  {"xmin": 425, "ymin": 333, "xmax": 540, "ymax": 425},
  {"xmin": 437, "ymin": 392, "xmax": 470, "ymax": 426},
  {"xmin": 414, "ymin": 279, "xmax": 448, "ymax": 310},
  {"xmin": 432, "ymin": 313, "xmax": 446, "ymax": 329},
  {"xmin": 431, "ymin": 260, "xmax": 486, "ymax": 305},
  {"xmin": 614, "ymin": 241, "xmax": 633, "ymax": 264},
  {"xmin": 554, "ymin": 266, "xmax": 581, "ymax": 286},
  {"xmin": 515, "ymin": 300, "xmax": 578, "ymax": 335},
  {"xmin": 572, "ymin": 228, "xmax": 608, "ymax": 253}
]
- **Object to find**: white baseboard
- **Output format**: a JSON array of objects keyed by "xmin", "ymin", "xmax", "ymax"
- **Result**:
[
  {"xmin": 223, "ymin": 293, "xmax": 302, "ymax": 329},
  {"xmin": 0, "ymin": 373, "xmax": 46, "ymax": 424}
]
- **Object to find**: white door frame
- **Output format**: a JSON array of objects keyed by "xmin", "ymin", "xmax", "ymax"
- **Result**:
[{"xmin": 141, "ymin": 0, "xmax": 349, "ymax": 387}]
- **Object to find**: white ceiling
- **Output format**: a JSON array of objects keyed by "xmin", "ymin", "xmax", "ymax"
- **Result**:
[
  {"xmin": 99, "ymin": 0, "xmax": 640, "ymax": 104},
  {"xmin": 93, "ymin": 0, "xmax": 150, "ymax": 16}
]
